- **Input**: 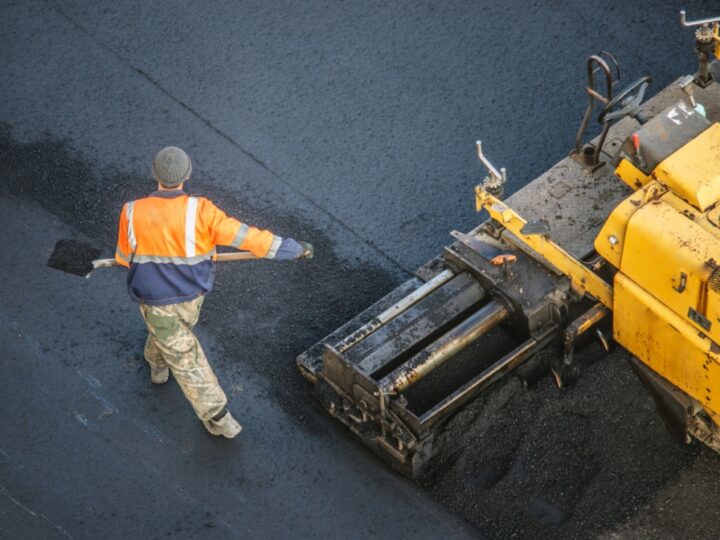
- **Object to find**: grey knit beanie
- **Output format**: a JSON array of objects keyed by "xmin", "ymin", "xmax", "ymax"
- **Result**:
[{"xmin": 152, "ymin": 146, "xmax": 192, "ymax": 187}]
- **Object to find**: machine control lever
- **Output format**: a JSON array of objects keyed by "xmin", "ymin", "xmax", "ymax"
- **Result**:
[
  {"xmin": 679, "ymin": 74, "xmax": 708, "ymax": 117},
  {"xmin": 476, "ymin": 141, "xmax": 507, "ymax": 199},
  {"xmin": 679, "ymin": 75, "xmax": 698, "ymax": 104},
  {"xmin": 679, "ymin": 10, "xmax": 720, "ymax": 29},
  {"xmin": 679, "ymin": 10, "xmax": 720, "ymax": 87}
]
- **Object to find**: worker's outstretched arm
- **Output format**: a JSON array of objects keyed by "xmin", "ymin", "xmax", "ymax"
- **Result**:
[{"xmin": 202, "ymin": 199, "xmax": 312, "ymax": 260}]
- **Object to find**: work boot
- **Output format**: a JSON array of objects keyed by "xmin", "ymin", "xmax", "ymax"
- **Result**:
[
  {"xmin": 203, "ymin": 410, "xmax": 242, "ymax": 438},
  {"xmin": 150, "ymin": 366, "xmax": 169, "ymax": 384}
]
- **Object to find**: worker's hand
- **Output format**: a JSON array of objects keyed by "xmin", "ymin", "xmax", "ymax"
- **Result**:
[{"xmin": 299, "ymin": 242, "xmax": 314, "ymax": 260}]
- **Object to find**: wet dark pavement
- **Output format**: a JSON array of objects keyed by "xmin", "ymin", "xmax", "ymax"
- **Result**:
[
  {"xmin": 0, "ymin": 0, "xmax": 717, "ymax": 538},
  {"xmin": 0, "ymin": 195, "xmax": 464, "ymax": 538}
]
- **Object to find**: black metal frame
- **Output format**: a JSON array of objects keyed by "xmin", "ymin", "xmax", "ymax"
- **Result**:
[{"xmin": 572, "ymin": 52, "xmax": 620, "ymax": 169}]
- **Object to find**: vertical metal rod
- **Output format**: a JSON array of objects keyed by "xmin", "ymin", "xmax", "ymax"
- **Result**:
[
  {"xmin": 574, "ymin": 54, "xmax": 615, "ymax": 159},
  {"xmin": 377, "ymin": 387, "xmax": 388, "ymax": 438},
  {"xmin": 593, "ymin": 123, "xmax": 612, "ymax": 164},
  {"xmin": 335, "ymin": 269, "xmax": 455, "ymax": 353},
  {"xmin": 380, "ymin": 300, "xmax": 509, "ymax": 394}
]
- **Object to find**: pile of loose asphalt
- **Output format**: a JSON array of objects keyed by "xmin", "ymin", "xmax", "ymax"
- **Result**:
[{"xmin": 423, "ymin": 344, "xmax": 720, "ymax": 539}]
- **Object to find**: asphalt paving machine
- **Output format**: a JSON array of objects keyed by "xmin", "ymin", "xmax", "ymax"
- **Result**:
[{"xmin": 298, "ymin": 10, "xmax": 720, "ymax": 476}]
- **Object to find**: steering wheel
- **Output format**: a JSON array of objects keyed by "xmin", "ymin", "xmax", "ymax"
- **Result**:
[{"xmin": 598, "ymin": 76, "xmax": 652, "ymax": 124}]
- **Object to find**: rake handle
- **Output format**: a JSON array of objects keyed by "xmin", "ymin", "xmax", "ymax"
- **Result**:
[{"xmin": 216, "ymin": 251, "xmax": 261, "ymax": 262}]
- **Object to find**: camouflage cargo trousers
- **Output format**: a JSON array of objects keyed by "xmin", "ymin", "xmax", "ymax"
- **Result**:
[{"xmin": 139, "ymin": 296, "xmax": 227, "ymax": 421}]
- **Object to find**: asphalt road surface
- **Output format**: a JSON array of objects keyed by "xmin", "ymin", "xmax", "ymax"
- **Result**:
[{"xmin": 0, "ymin": 1, "xmax": 717, "ymax": 538}]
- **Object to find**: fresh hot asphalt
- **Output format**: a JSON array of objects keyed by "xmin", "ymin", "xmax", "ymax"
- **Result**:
[{"xmin": 0, "ymin": 1, "xmax": 716, "ymax": 538}]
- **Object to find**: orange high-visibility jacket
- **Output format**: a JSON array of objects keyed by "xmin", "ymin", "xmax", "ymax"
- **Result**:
[{"xmin": 116, "ymin": 190, "xmax": 287, "ymax": 305}]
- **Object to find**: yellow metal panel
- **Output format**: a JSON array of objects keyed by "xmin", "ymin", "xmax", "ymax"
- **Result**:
[
  {"xmin": 614, "ymin": 273, "xmax": 720, "ymax": 420},
  {"xmin": 660, "ymin": 191, "xmax": 720, "ymax": 240},
  {"xmin": 475, "ymin": 186, "xmax": 614, "ymax": 308},
  {"xmin": 615, "ymin": 158, "xmax": 651, "ymax": 190},
  {"xmin": 594, "ymin": 182, "xmax": 658, "ymax": 269},
  {"xmin": 619, "ymin": 195, "xmax": 720, "ymax": 340},
  {"xmin": 654, "ymin": 123, "xmax": 720, "ymax": 211}
]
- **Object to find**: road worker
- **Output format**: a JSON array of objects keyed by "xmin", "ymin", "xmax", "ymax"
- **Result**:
[{"xmin": 115, "ymin": 146, "xmax": 312, "ymax": 438}]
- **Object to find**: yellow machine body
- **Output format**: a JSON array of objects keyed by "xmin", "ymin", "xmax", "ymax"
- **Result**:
[
  {"xmin": 598, "ymin": 123, "xmax": 720, "ymax": 421},
  {"xmin": 475, "ymin": 121, "xmax": 720, "ymax": 427}
]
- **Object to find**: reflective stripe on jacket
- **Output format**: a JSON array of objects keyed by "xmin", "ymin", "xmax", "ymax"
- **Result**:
[{"xmin": 115, "ymin": 190, "xmax": 282, "ymax": 305}]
